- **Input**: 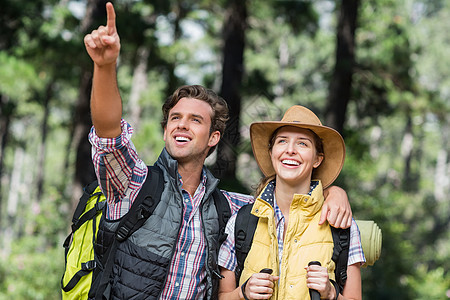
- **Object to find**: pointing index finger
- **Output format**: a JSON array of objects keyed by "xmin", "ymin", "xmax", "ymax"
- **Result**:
[{"xmin": 106, "ymin": 2, "xmax": 116, "ymax": 34}]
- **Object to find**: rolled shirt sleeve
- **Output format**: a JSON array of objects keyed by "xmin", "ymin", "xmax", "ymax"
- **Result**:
[{"xmin": 89, "ymin": 119, "xmax": 147, "ymax": 220}]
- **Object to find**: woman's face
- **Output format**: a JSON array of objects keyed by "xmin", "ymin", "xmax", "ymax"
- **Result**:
[{"xmin": 270, "ymin": 126, "xmax": 323, "ymax": 185}]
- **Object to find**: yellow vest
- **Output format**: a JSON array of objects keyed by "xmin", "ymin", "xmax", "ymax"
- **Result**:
[{"xmin": 239, "ymin": 180, "xmax": 336, "ymax": 300}]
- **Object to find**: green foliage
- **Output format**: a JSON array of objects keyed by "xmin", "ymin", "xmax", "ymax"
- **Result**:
[
  {"xmin": 0, "ymin": 190, "xmax": 65, "ymax": 300},
  {"xmin": 0, "ymin": 52, "xmax": 44, "ymax": 100},
  {"xmin": 0, "ymin": 181, "xmax": 67, "ymax": 299},
  {"xmin": 0, "ymin": 243, "xmax": 63, "ymax": 300},
  {"xmin": 407, "ymin": 265, "xmax": 450, "ymax": 300}
]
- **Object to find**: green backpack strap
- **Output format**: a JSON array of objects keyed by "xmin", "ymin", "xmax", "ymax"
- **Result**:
[
  {"xmin": 69, "ymin": 181, "xmax": 104, "ymax": 235},
  {"xmin": 234, "ymin": 203, "xmax": 258, "ymax": 285},
  {"xmin": 61, "ymin": 260, "xmax": 97, "ymax": 293},
  {"xmin": 94, "ymin": 165, "xmax": 164, "ymax": 300},
  {"xmin": 212, "ymin": 188, "xmax": 231, "ymax": 245}
]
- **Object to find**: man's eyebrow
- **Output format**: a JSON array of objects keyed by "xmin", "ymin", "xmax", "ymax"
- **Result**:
[
  {"xmin": 191, "ymin": 114, "xmax": 205, "ymax": 120},
  {"xmin": 169, "ymin": 111, "xmax": 205, "ymax": 120}
]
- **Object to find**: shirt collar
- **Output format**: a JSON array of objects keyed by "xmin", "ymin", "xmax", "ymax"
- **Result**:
[
  {"xmin": 178, "ymin": 169, "xmax": 208, "ymax": 188},
  {"xmin": 258, "ymin": 180, "xmax": 276, "ymax": 205},
  {"xmin": 259, "ymin": 179, "xmax": 319, "ymax": 202}
]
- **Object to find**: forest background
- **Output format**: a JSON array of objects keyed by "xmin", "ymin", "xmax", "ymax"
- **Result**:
[{"xmin": 0, "ymin": 0, "xmax": 449, "ymax": 299}]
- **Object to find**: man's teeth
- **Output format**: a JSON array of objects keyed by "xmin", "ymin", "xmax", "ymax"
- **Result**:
[
  {"xmin": 282, "ymin": 159, "xmax": 300, "ymax": 166},
  {"xmin": 175, "ymin": 136, "xmax": 190, "ymax": 142}
]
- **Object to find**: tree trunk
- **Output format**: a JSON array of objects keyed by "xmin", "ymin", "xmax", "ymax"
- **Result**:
[
  {"xmin": 2, "ymin": 147, "xmax": 25, "ymax": 257},
  {"xmin": 213, "ymin": 0, "xmax": 247, "ymax": 181},
  {"xmin": 401, "ymin": 116, "xmax": 412, "ymax": 172},
  {"xmin": 274, "ymin": 36, "xmax": 289, "ymax": 103},
  {"xmin": 434, "ymin": 134, "xmax": 449, "ymax": 203},
  {"xmin": 128, "ymin": 46, "xmax": 150, "ymax": 130},
  {"xmin": 325, "ymin": 0, "xmax": 359, "ymax": 134},
  {"xmin": 71, "ymin": 71, "xmax": 96, "ymax": 207},
  {"xmin": 70, "ymin": 0, "xmax": 108, "ymax": 208},
  {"xmin": 0, "ymin": 94, "xmax": 14, "ymax": 230},
  {"xmin": 165, "ymin": 0, "xmax": 188, "ymax": 95},
  {"xmin": 36, "ymin": 83, "xmax": 52, "ymax": 201}
]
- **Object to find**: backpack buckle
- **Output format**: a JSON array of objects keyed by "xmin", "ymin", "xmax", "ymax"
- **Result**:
[
  {"xmin": 116, "ymin": 226, "xmax": 130, "ymax": 242},
  {"xmin": 138, "ymin": 200, "xmax": 153, "ymax": 220},
  {"xmin": 81, "ymin": 260, "xmax": 96, "ymax": 271},
  {"xmin": 96, "ymin": 200, "xmax": 106, "ymax": 211},
  {"xmin": 340, "ymin": 269, "xmax": 348, "ymax": 285},
  {"xmin": 236, "ymin": 230, "xmax": 246, "ymax": 250}
]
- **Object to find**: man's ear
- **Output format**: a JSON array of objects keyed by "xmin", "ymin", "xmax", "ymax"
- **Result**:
[
  {"xmin": 313, "ymin": 154, "xmax": 324, "ymax": 168},
  {"xmin": 208, "ymin": 131, "xmax": 220, "ymax": 147}
]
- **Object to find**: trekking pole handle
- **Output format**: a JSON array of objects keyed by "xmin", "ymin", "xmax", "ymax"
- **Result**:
[{"xmin": 308, "ymin": 261, "xmax": 321, "ymax": 300}]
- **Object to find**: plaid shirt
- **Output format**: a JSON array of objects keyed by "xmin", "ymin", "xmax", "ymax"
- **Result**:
[
  {"xmin": 89, "ymin": 120, "xmax": 253, "ymax": 299},
  {"xmin": 218, "ymin": 181, "xmax": 366, "ymax": 273}
]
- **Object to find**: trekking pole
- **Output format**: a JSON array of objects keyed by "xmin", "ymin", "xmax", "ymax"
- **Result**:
[{"xmin": 308, "ymin": 261, "xmax": 321, "ymax": 300}]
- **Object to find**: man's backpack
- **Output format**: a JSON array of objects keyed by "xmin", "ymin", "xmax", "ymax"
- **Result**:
[
  {"xmin": 61, "ymin": 165, "xmax": 231, "ymax": 299},
  {"xmin": 234, "ymin": 203, "xmax": 350, "ymax": 290},
  {"xmin": 61, "ymin": 181, "xmax": 106, "ymax": 299}
]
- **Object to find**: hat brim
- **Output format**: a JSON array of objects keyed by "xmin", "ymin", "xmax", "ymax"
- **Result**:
[{"xmin": 250, "ymin": 121, "xmax": 345, "ymax": 189}]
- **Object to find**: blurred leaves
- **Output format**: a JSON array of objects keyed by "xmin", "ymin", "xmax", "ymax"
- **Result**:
[{"xmin": 0, "ymin": 52, "xmax": 43, "ymax": 101}]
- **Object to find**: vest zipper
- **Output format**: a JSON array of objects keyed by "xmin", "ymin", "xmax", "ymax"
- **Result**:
[
  {"xmin": 199, "ymin": 187, "xmax": 223, "ymax": 298},
  {"xmin": 157, "ymin": 191, "xmax": 185, "ymax": 299}
]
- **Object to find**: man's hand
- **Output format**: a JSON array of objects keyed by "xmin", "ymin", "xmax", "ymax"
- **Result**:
[
  {"xmin": 319, "ymin": 185, "xmax": 352, "ymax": 228},
  {"xmin": 84, "ymin": 2, "xmax": 121, "ymax": 67}
]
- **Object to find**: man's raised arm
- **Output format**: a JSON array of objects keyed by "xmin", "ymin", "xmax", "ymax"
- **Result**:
[{"xmin": 84, "ymin": 2, "xmax": 122, "ymax": 138}]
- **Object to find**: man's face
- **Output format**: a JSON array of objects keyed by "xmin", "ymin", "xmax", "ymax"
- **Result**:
[{"xmin": 163, "ymin": 97, "xmax": 220, "ymax": 165}]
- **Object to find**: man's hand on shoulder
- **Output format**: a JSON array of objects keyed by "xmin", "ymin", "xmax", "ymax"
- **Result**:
[{"xmin": 319, "ymin": 185, "xmax": 352, "ymax": 229}]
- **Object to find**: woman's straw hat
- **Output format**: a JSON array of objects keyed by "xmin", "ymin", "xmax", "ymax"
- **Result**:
[{"xmin": 250, "ymin": 105, "xmax": 345, "ymax": 189}]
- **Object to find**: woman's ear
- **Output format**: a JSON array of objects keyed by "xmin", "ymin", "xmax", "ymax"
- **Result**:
[{"xmin": 313, "ymin": 154, "xmax": 324, "ymax": 168}]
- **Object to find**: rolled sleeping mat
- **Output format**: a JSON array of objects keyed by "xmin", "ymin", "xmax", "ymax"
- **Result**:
[{"xmin": 355, "ymin": 220, "xmax": 382, "ymax": 267}]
